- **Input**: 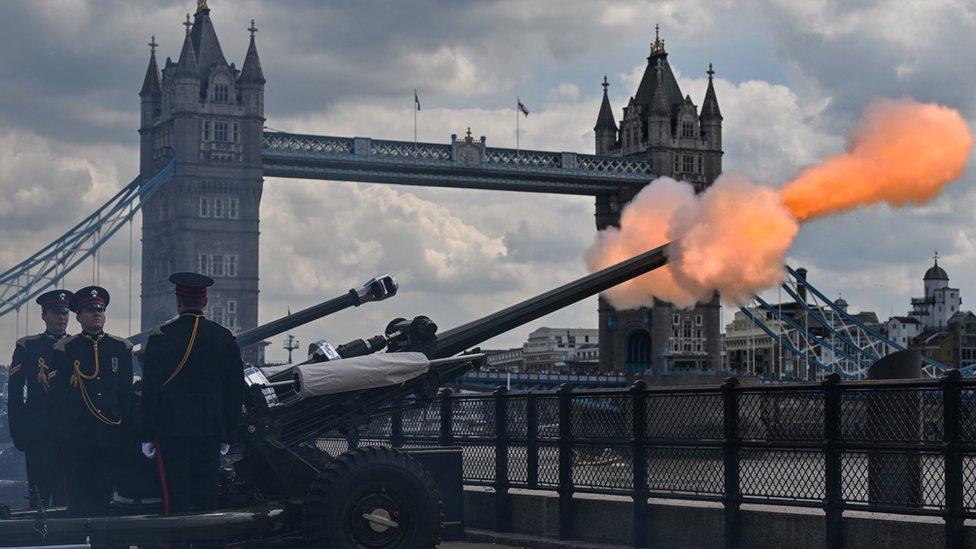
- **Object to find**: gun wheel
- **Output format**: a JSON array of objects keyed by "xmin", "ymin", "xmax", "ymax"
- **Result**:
[{"xmin": 303, "ymin": 446, "xmax": 442, "ymax": 549}]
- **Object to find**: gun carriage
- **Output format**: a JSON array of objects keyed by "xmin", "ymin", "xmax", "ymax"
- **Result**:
[{"xmin": 0, "ymin": 244, "xmax": 669, "ymax": 548}]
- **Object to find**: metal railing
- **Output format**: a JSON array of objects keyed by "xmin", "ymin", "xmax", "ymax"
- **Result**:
[{"xmin": 319, "ymin": 371, "xmax": 976, "ymax": 548}]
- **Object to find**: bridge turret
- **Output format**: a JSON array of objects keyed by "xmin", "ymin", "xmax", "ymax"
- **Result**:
[
  {"xmin": 647, "ymin": 60, "xmax": 672, "ymax": 175},
  {"xmin": 172, "ymin": 14, "xmax": 201, "ymax": 112},
  {"xmin": 700, "ymin": 63, "xmax": 723, "ymax": 184},
  {"xmin": 594, "ymin": 76, "xmax": 617, "ymax": 155},
  {"xmin": 140, "ymin": 36, "xmax": 162, "ymax": 177},
  {"xmin": 239, "ymin": 20, "xmax": 266, "ymax": 165}
]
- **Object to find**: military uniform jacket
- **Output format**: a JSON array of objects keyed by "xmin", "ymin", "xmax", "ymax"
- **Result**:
[
  {"xmin": 6, "ymin": 333, "xmax": 65, "ymax": 450},
  {"xmin": 51, "ymin": 332, "xmax": 134, "ymax": 447},
  {"xmin": 140, "ymin": 312, "xmax": 245, "ymax": 442}
]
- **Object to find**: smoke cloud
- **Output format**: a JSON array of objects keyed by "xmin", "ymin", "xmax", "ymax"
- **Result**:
[{"xmin": 588, "ymin": 98, "xmax": 973, "ymax": 309}]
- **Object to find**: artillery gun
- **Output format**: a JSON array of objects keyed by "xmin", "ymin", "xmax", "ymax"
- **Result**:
[{"xmin": 0, "ymin": 244, "xmax": 669, "ymax": 548}]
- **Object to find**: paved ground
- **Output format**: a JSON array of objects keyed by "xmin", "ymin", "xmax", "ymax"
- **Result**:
[{"xmin": 438, "ymin": 541, "xmax": 515, "ymax": 549}]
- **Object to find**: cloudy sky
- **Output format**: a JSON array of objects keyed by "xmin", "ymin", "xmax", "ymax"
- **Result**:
[{"xmin": 1, "ymin": 0, "xmax": 975, "ymax": 363}]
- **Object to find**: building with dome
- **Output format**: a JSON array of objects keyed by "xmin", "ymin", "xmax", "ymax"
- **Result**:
[
  {"xmin": 884, "ymin": 256, "xmax": 976, "ymax": 370},
  {"xmin": 909, "ymin": 257, "xmax": 962, "ymax": 330}
]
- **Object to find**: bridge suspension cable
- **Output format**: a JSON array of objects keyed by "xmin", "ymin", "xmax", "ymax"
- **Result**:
[
  {"xmin": 0, "ymin": 162, "xmax": 175, "ymax": 319},
  {"xmin": 741, "ymin": 265, "xmax": 951, "ymax": 380}
]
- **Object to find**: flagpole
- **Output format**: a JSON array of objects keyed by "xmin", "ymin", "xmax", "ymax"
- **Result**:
[
  {"xmin": 414, "ymin": 89, "xmax": 418, "ymax": 152},
  {"xmin": 516, "ymin": 97, "xmax": 520, "ymax": 159}
]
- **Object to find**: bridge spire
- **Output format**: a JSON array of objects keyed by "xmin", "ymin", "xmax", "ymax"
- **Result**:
[
  {"xmin": 701, "ymin": 62, "xmax": 722, "ymax": 121},
  {"xmin": 140, "ymin": 35, "xmax": 162, "ymax": 96},
  {"xmin": 594, "ymin": 75, "xmax": 617, "ymax": 134},
  {"xmin": 174, "ymin": 14, "xmax": 198, "ymax": 78},
  {"xmin": 240, "ymin": 18, "xmax": 265, "ymax": 85}
]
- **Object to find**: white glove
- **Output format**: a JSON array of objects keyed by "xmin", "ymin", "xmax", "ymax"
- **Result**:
[
  {"xmin": 141, "ymin": 442, "xmax": 156, "ymax": 459},
  {"xmin": 220, "ymin": 443, "xmax": 230, "ymax": 455}
]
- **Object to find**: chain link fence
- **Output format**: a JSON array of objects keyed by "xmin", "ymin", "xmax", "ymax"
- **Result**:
[{"xmin": 318, "ymin": 371, "xmax": 975, "ymax": 548}]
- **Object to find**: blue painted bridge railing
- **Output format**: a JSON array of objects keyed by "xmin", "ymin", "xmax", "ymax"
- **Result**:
[{"xmin": 261, "ymin": 132, "xmax": 656, "ymax": 195}]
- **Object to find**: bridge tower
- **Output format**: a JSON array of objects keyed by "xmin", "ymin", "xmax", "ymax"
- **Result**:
[
  {"xmin": 594, "ymin": 27, "xmax": 724, "ymax": 374},
  {"xmin": 139, "ymin": 2, "xmax": 265, "ymax": 360}
]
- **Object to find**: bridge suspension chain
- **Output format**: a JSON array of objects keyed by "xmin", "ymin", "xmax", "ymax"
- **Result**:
[
  {"xmin": 741, "ymin": 265, "xmax": 951, "ymax": 380},
  {"xmin": 0, "ymin": 162, "xmax": 175, "ymax": 319}
]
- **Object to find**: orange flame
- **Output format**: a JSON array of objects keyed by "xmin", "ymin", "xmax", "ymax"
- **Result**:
[{"xmin": 588, "ymin": 98, "xmax": 972, "ymax": 309}]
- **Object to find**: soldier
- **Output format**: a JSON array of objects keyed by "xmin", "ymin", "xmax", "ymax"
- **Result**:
[
  {"xmin": 6, "ymin": 289, "xmax": 72, "ymax": 508},
  {"xmin": 51, "ymin": 286, "xmax": 133, "ymax": 517},
  {"xmin": 140, "ymin": 272, "xmax": 245, "ymax": 518}
]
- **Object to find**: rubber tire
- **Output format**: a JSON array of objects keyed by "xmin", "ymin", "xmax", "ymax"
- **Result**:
[{"xmin": 303, "ymin": 446, "xmax": 442, "ymax": 549}]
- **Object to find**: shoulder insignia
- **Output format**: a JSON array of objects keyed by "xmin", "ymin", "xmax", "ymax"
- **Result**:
[
  {"xmin": 53, "ymin": 334, "xmax": 79, "ymax": 352},
  {"xmin": 8, "ymin": 363, "xmax": 22, "ymax": 376},
  {"xmin": 149, "ymin": 324, "xmax": 165, "ymax": 337},
  {"xmin": 15, "ymin": 334, "xmax": 42, "ymax": 348},
  {"xmin": 105, "ymin": 333, "xmax": 134, "ymax": 351}
]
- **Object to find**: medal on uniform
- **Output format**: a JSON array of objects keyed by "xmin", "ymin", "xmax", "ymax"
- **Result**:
[{"xmin": 112, "ymin": 357, "xmax": 119, "ymax": 373}]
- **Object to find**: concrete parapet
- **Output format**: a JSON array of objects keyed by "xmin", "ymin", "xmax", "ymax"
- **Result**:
[{"xmin": 465, "ymin": 487, "xmax": 976, "ymax": 548}]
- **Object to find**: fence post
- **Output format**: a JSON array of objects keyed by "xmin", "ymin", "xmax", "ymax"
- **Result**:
[
  {"xmin": 557, "ymin": 383, "xmax": 574, "ymax": 540},
  {"xmin": 631, "ymin": 380, "xmax": 649, "ymax": 548},
  {"xmin": 439, "ymin": 387, "xmax": 454, "ymax": 447},
  {"xmin": 943, "ymin": 369, "xmax": 963, "ymax": 549},
  {"xmin": 722, "ymin": 376, "xmax": 740, "ymax": 549},
  {"xmin": 494, "ymin": 385, "xmax": 511, "ymax": 532},
  {"xmin": 391, "ymin": 411, "xmax": 404, "ymax": 449},
  {"xmin": 822, "ymin": 373, "xmax": 842, "ymax": 549},
  {"xmin": 347, "ymin": 427, "xmax": 360, "ymax": 450},
  {"xmin": 526, "ymin": 391, "xmax": 539, "ymax": 489}
]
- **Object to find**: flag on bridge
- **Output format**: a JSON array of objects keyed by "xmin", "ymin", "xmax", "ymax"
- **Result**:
[
  {"xmin": 517, "ymin": 98, "xmax": 529, "ymax": 117},
  {"xmin": 415, "ymin": 89, "xmax": 421, "ymax": 111}
]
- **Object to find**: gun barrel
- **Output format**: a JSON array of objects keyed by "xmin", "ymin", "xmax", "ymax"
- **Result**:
[
  {"xmin": 425, "ymin": 243, "xmax": 669, "ymax": 358},
  {"xmin": 237, "ymin": 274, "xmax": 398, "ymax": 349},
  {"xmin": 128, "ymin": 275, "xmax": 398, "ymax": 349}
]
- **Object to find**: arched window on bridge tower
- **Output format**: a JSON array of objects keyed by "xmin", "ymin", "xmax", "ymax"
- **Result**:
[{"xmin": 625, "ymin": 329, "xmax": 652, "ymax": 375}]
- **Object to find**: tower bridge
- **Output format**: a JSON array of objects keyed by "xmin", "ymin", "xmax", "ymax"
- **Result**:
[
  {"xmin": 139, "ymin": 4, "xmax": 723, "ymax": 369},
  {"xmin": 2, "ymin": 3, "xmax": 930, "ymax": 379}
]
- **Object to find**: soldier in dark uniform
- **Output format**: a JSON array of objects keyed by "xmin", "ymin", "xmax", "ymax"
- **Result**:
[
  {"xmin": 6, "ymin": 289, "xmax": 72, "ymax": 508},
  {"xmin": 51, "ymin": 286, "xmax": 133, "ymax": 517},
  {"xmin": 140, "ymin": 272, "xmax": 245, "ymax": 518}
]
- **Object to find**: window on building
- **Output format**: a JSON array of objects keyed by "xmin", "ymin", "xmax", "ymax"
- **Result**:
[
  {"xmin": 226, "ymin": 299, "xmax": 237, "ymax": 328},
  {"xmin": 214, "ymin": 198, "xmax": 225, "ymax": 218},
  {"xmin": 673, "ymin": 314, "xmax": 680, "ymax": 325},
  {"xmin": 199, "ymin": 197, "xmax": 210, "ymax": 217},
  {"xmin": 233, "ymin": 123, "xmax": 239, "ymax": 143},
  {"xmin": 683, "ymin": 155, "xmax": 694, "ymax": 174},
  {"xmin": 212, "ymin": 306, "xmax": 225, "ymax": 326},
  {"xmin": 682, "ymin": 121, "xmax": 694, "ymax": 138},
  {"xmin": 215, "ymin": 122, "xmax": 228, "ymax": 142},
  {"xmin": 212, "ymin": 255, "xmax": 225, "ymax": 277},
  {"xmin": 227, "ymin": 255, "xmax": 238, "ymax": 277},
  {"xmin": 202, "ymin": 121, "xmax": 211, "ymax": 141},
  {"xmin": 198, "ymin": 254, "xmax": 210, "ymax": 275},
  {"xmin": 214, "ymin": 84, "xmax": 229, "ymax": 103},
  {"xmin": 695, "ymin": 341, "xmax": 702, "ymax": 352},
  {"xmin": 584, "ymin": 336, "xmax": 589, "ymax": 343},
  {"xmin": 695, "ymin": 314, "xmax": 703, "ymax": 326},
  {"xmin": 228, "ymin": 198, "xmax": 239, "ymax": 219},
  {"xmin": 683, "ymin": 326, "xmax": 692, "ymax": 338}
]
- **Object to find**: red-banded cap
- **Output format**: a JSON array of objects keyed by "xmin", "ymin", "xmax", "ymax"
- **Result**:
[
  {"xmin": 36, "ymin": 289, "xmax": 73, "ymax": 312},
  {"xmin": 169, "ymin": 272, "xmax": 214, "ymax": 299},
  {"xmin": 70, "ymin": 286, "xmax": 110, "ymax": 313}
]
